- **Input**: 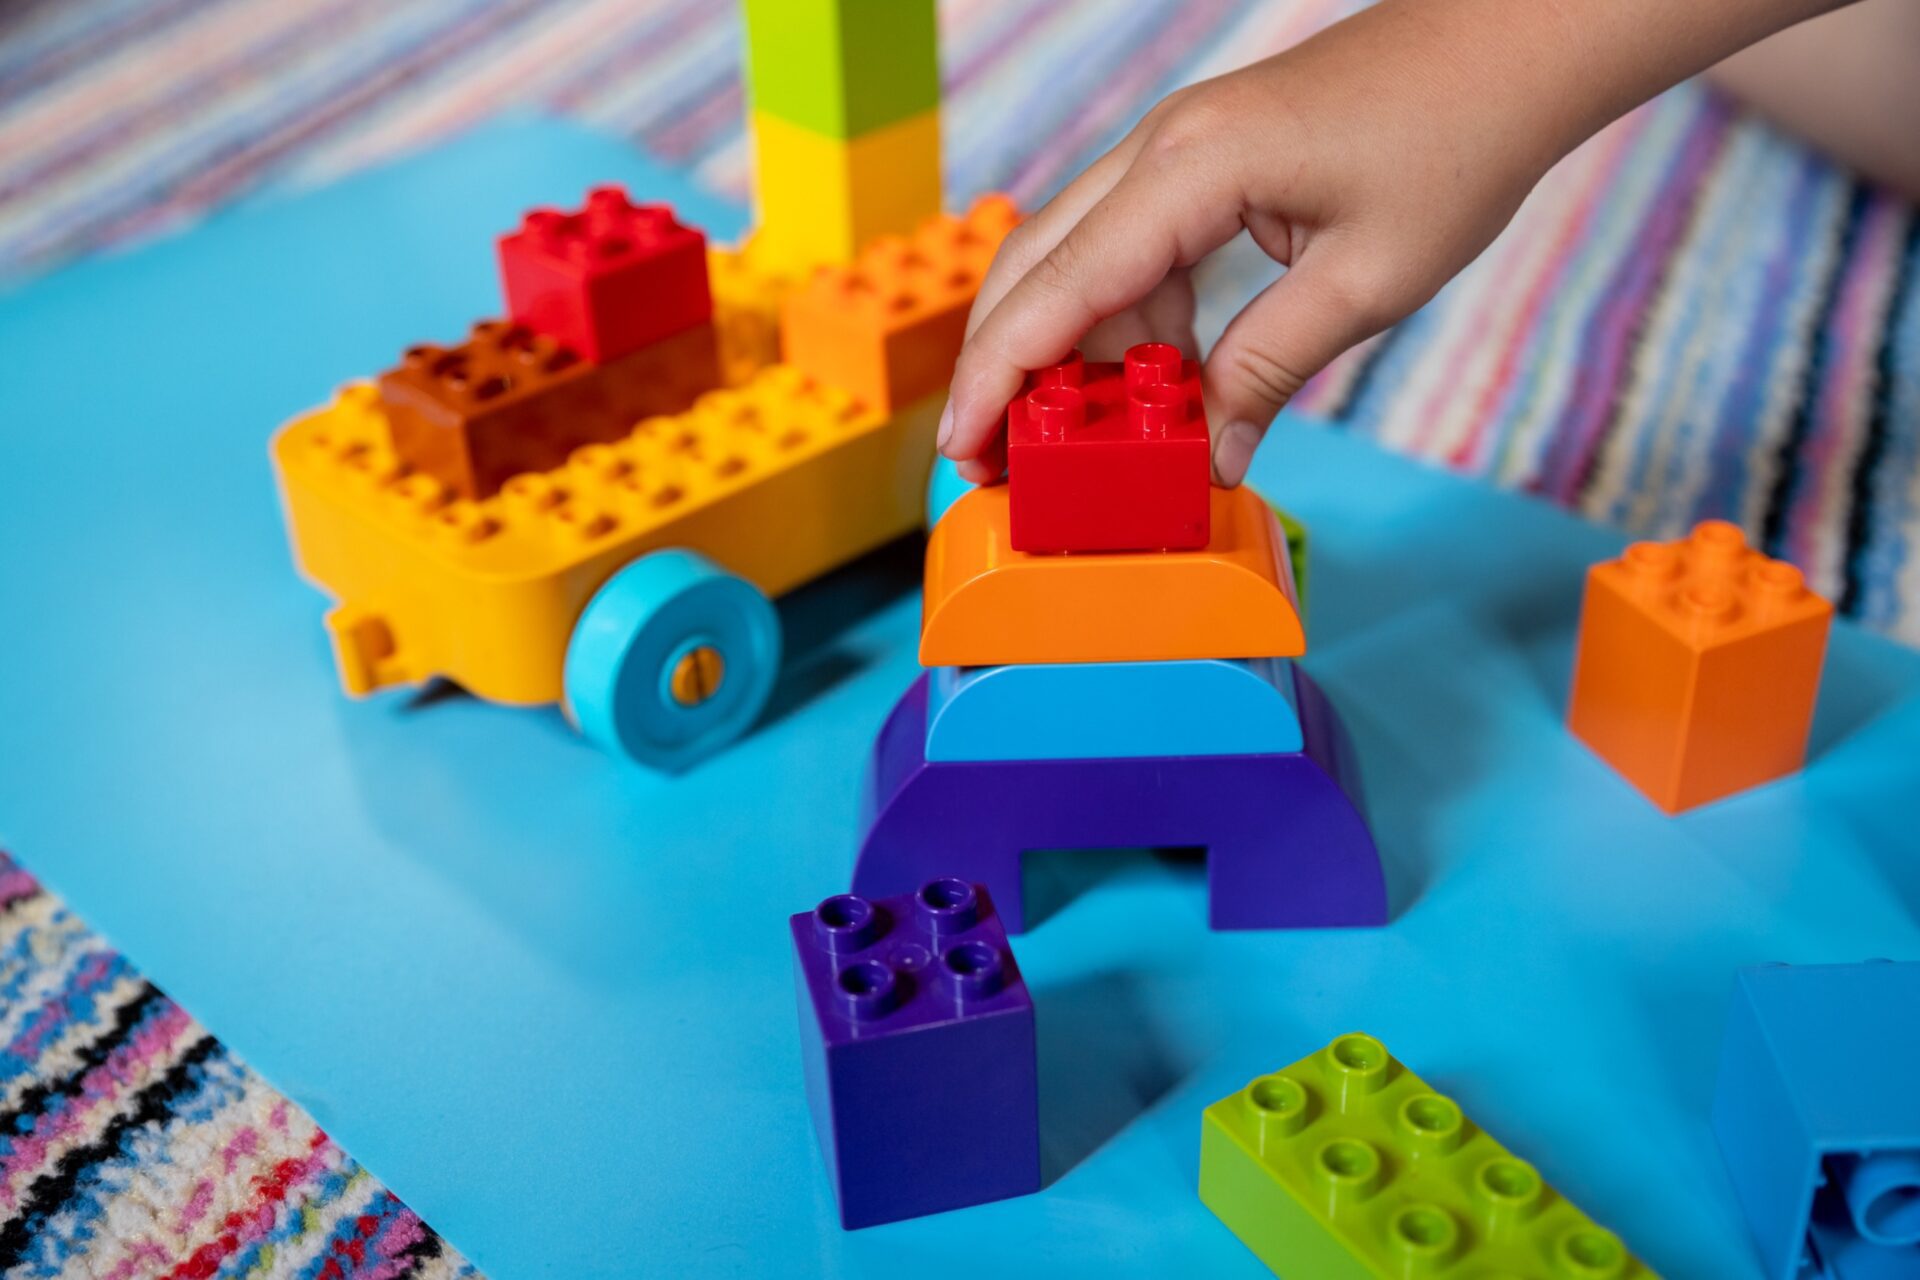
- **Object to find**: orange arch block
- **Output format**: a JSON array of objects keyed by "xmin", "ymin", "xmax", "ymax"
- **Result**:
[
  {"xmin": 1566, "ymin": 520, "xmax": 1833, "ymax": 813},
  {"xmin": 920, "ymin": 482, "xmax": 1305, "ymax": 667}
]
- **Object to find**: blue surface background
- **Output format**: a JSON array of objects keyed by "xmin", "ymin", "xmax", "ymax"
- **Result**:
[{"xmin": 2, "ymin": 117, "xmax": 1918, "ymax": 1279}]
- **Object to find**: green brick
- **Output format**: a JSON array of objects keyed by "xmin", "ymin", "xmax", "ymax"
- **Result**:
[
  {"xmin": 742, "ymin": 0, "xmax": 940, "ymax": 139},
  {"xmin": 1199, "ymin": 1034, "xmax": 1660, "ymax": 1279},
  {"xmin": 1270, "ymin": 503, "xmax": 1310, "ymax": 618}
]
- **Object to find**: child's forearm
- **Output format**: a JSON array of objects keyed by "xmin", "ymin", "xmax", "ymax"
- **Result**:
[{"xmin": 1430, "ymin": 0, "xmax": 1859, "ymax": 166}]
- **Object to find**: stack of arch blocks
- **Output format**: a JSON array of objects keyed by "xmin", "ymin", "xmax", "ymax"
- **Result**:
[{"xmin": 852, "ymin": 344, "xmax": 1389, "ymax": 933}]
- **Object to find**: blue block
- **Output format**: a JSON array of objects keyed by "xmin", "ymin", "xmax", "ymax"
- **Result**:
[
  {"xmin": 927, "ymin": 453, "xmax": 973, "ymax": 526},
  {"xmin": 1711, "ymin": 961, "xmax": 1920, "ymax": 1280},
  {"xmin": 790, "ymin": 879, "xmax": 1040, "ymax": 1229},
  {"xmin": 925, "ymin": 657, "xmax": 1303, "ymax": 762}
]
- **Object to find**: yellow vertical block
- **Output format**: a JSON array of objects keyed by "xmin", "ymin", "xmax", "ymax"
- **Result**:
[{"xmin": 751, "ymin": 107, "xmax": 943, "ymax": 272}]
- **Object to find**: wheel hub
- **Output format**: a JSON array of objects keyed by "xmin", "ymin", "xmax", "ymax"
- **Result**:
[{"xmin": 669, "ymin": 644, "xmax": 726, "ymax": 707}]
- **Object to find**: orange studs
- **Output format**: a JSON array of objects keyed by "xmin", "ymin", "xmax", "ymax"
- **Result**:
[
  {"xmin": 1689, "ymin": 518, "xmax": 1747, "ymax": 565},
  {"xmin": 779, "ymin": 195, "xmax": 1020, "ymax": 413},
  {"xmin": 1618, "ymin": 541, "xmax": 1681, "ymax": 594}
]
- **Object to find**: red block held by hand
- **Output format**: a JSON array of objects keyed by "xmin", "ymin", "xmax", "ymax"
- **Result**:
[
  {"xmin": 1006, "ymin": 344, "xmax": 1211, "ymax": 553},
  {"xmin": 498, "ymin": 186, "xmax": 711, "ymax": 363}
]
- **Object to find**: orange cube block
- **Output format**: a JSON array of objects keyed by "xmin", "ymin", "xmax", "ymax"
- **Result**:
[
  {"xmin": 1566, "ymin": 520, "xmax": 1833, "ymax": 813},
  {"xmin": 780, "ymin": 195, "xmax": 1020, "ymax": 413}
]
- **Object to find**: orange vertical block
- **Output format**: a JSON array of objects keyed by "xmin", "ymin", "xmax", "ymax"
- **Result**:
[
  {"xmin": 1566, "ymin": 520, "xmax": 1833, "ymax": 813},
  {"xmin": 780, "ymin": 195, "xmax": 1020, "ymax": 413}
]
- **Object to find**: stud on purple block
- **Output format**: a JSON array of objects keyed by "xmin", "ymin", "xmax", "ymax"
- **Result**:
[
  {"xmin": 790, "ymin": 879, "xmax": 1040, "ymax": 1229},
  {"xmin": 852, "ymin": 668, "xmax": 1386, "ymax": 932}
]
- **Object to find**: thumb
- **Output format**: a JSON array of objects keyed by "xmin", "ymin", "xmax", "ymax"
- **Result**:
[{"xmin": 1204, "ymin": 253, "xmax": 1389, "ymax": 486}]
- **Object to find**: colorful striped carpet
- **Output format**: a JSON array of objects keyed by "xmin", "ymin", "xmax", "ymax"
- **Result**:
[
  {"xmin": 5, "ymin": 0, "xmax": 1918, "ymax": 638},
  {"xmin": 0, "ymin": 853, "xmax": 481, "ymax": 1279}
]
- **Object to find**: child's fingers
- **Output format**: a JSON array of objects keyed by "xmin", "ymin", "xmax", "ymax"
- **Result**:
[
  {"xmin": 1138, "ymin": 267, "xmax": 1199, "ymax": 357},
  {"xmin": 1203, "ymin": 246, "xmax": 1396, "ymax": 485},
  {"xmin": 1080, "ymin": 308, "xmax": 1160, "ymax": 359},
  {"xmin": 962, "ymin": 114, "xmax": 1160, "ymax": 346},
  {"xmin": 944, "ymin": 163, "xmax": 1238, "ymax": 466},
  {"xmin": 1080, "ymin": 274, "xmax": 1197, "ymax": 360},
  {"xmin": 936, "ymin": 110, "xmax": 1170, "ymax": 470},
  {"xmin": 955, "ymin": 455, "xmax": 1004, "ymax": 484}
]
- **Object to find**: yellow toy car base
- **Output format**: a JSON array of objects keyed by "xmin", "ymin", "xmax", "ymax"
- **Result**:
[{"xmin": 273, "ymin": 369, "xmax": 940, "ymax": 719}]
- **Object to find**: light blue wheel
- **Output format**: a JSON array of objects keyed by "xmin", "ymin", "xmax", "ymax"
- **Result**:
[
  {"xmin": 925, "ymin": 453, "xmax": 972, "ymax": 527},
  {"xmin": 564, "ymin": 550, "xmax": 781, "ymax": 772}
]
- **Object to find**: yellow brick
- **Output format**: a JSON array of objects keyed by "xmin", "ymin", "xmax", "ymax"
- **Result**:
[
  {"xmin": 751, "ymin": 107, "xmax": 942, "ymax": 272},
  {"xmin": 272, "ymin": 373, "xmax": 942, "ymax": 705},
  {"xmin": 708, "ymin": 239, "xmax": 799, "ymax": 386}
]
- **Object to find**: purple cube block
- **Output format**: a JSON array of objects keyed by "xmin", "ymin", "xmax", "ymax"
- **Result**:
[{"xmin": 790, "ymin": 878, "xmax": 1041, "ymax": 1229}]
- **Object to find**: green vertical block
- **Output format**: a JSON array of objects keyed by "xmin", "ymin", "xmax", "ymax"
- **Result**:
[
  {"xmin": 742, "ymin": 0, "xmax": 940, "ymax": 139},
  {"xmin": 1270, "ymin": 504, "xmax": 1310, "ymax": 618},
  {"xmin": 1199, "ymin": 1034, "xmax": 1661, "ymax": 1279}
]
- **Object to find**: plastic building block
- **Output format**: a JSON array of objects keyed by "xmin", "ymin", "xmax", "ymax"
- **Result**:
[
  {"xmin": 751, "ymin": 108, "xmax": 942, "ymax": 271},
  {"xmin": 563, "ymin": 550, "xmax": 781, "ymax": 773},
  {"xmin": 1006, "ymin": 345, "xmax": 1211, "ymax": 552},
  {"xmin": 377, "ymin": 320, "xmax": 593, "ymax": 500},
  {"xmin": 498, "ymin": 187, "xmax": 711, "ymax": 363},
  {"xmin": 925, "ymin": 658, "xmax": 1303, "ymax": 763},
  {"xmin": 272, "ymin": 369, "xmax": 941, "ymax": 708},
  {"xmin": 708, "ymin": 241, "xmax": 797, "ymax": 386},
  {"xmin": 1711, "ymin": 961, "xmax": 1920, "ymax": 1280},
  {"xmin": 782, "ymin": 196, "xmax": 1020, "ymax": 414},
  {"xmin": 1201, "ymin": 1034, "xmax": 1656, "ymax": 1279},
  {"xmin": 1566, "ymin": 520, "xmax": 1832, "ymax": 813},
  {"xmin": 1272, "ymin": 504, "xmax": 1310, "ymax": 615},
  {"xmin": 790, "ymin": 878, "xmax": 1039, "ymax": 1228},
  {"xmin": 929, "ymin": 457, "xmax": 1314, "ymax": 608},
  {"xmin": 920, "ymin": 482, "xmax": 1305, "ymax": 667},
  {"xmin": 854, "ymin": 669, "xmax": 1383, "ymax": 932},
  {"xmin": 376, "ymin": 319, "xmax": 721, "ymax": 500},
  {"xmin": 741, "ymin": 0, "xmax": 939, "ymax": 140}
]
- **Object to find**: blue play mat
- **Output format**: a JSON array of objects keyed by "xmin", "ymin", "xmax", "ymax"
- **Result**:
[{"xmin": 1, "ymin": 118, "xmax": 1918, "ymax": 1278}]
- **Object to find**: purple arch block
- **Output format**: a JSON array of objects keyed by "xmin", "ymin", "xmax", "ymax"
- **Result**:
[{"xmin": 853, "ymin": 667, "xmax": 1387, "ymax": 932}]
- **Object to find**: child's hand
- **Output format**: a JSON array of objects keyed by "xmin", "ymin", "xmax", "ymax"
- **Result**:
[{"xmin": 938, "ymin": 0, "xmax": 1851, "ymax": 486}]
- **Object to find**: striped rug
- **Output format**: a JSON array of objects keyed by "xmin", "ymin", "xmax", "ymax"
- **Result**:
[
  {"xmin": 2, "ymin": 0, "xmax": 1916, "ymax": 639},
  {"xmin": 0, "ymin": 852, "xmax": 481, "ymax": 1279}
]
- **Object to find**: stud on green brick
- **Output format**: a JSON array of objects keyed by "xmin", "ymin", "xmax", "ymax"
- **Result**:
[
  {"xmin": 1198, "ymin": 1034, "xmax": 1660, "ymax": 1279},
  {"xmin": 741, "ymin": 0, "xmax": 940, "ymax": 140}
]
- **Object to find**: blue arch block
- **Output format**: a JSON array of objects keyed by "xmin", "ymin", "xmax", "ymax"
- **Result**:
[{"xmin": 925, "ymin": 657, "xmax": 1303, "ymax": 763}]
